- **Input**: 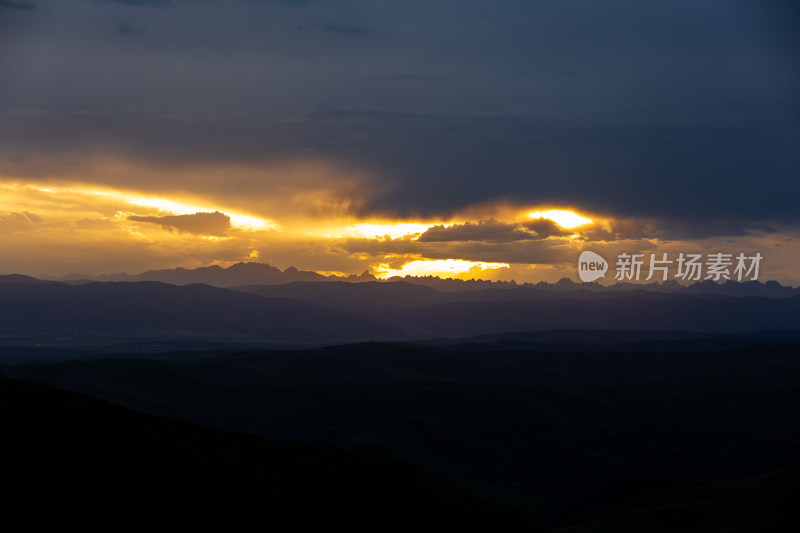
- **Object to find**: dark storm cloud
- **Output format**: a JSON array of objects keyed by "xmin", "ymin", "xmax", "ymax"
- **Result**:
[
  {"xmin": 420, "ymin": 220, "xmax": 535, "ymax": 243},
  {"xmin": 522, "ymin": 218, "xmax": 571, "ymax": 238},
  {"xmin": 1, "ymin": 0, "xmax": 798, "ymax": 226},
  {"xmin": 419, "ymin": 218, "xmax": 569, "ymax": 243},
  {"xmin": 102, "ymin": 0, "xmax": 322, "ymax": 7},
  {"xmin": 367, "ymin": 74, "xmax": 442, "ymax": 82},
  {"xmin": 654, "ymin": 220, "xmax": 777, "ymax": 240},
  {"xmin": 0, "ymin": 0, "xmax": 38, "ymax": 10},
  {"xmin": 128, "ymin": 211, "xmax": 232, "ymax": 235},
  {"xmin": 578, "ymin": 218, "xmax": 779, "ymax": 242},
  {"xmin": 296, "ymin": 23, "xmax": 368, "ymax": 36},
  {"xmin": 102, "ymin": 0, "xmax": 171, "ymax": 6},
  {"xmin": 115, "ymin": 21, "xmax": 145, "ymax": 34},
  {"xmin": 332, "ymin": 236, "xmax": 575, "ymax": 265},
  {"xmin": 246, "ymin": 0, "xmax": 319, "ymax": 6}
]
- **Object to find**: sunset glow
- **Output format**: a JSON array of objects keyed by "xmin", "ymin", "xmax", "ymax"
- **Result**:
[
  {"xmin": 374, "ymin": 259, "xmax": 510, "ymax": 280},
  {"xmin": 1, "ymin": 178, "xmax": 796, "ymax": 284},
  {"xmin": 348, "ymin": 223, "xmax": 438, "ymax": 240},
  {"xmin": 528, "ymin": 210, "xmax": 593, "ymax": 229},
  {"xmin": 2, "ymin": 183, "xmax": 275, "ymax": 230},
  {"xmin": 127, "ymin": 197, "xmax": 272, "ymax": 230}
]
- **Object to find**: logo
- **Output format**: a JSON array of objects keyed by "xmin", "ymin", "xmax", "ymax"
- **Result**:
[
  {"xmin": 578, "ymin": 251, "xmax": 608, "ymax": 282},
  {"xmin": 576, "ymin": 250, "xmax": 763, "ymax": 283}
]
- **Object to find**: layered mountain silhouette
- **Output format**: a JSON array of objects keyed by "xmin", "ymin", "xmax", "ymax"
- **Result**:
[
  {"xmin": 43, "ymin": 261, "xmax": 800, "ymax": 296},
  {"xmin": 0, "ymin": 278, "xmax": 400, "ymax": 345},
  {"xmin": 2, "ymin": 274, "xmax": 800, "ymax": 347},
  {"xmin": 3, "ymin": 265, "xmax": 800, "ymax": 530},
  {"xmin": 48, "ymin": 262, "xmax": 377, "ymax": 287}
]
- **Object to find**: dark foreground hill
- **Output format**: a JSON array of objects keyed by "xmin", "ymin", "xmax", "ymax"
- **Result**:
[
  {"xmin": 7, "ymin": 339, "xmax": 800, "ymax": 531},
  {"xmin": 0, "ymin": 376, "xmax": 527, "ymax": 531}
]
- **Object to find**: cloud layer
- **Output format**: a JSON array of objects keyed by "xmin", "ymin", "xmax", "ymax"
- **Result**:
[
  {"xmin": 1, "ymin": 0, "xmax": 798, "ymax": 222},
  {"xmin": 128, "ymin": 211, "xmax": 231, "ymax": 235},
  {"xmin": 1, "ymin": 1, "xmax": 798, "ymax": 282}
]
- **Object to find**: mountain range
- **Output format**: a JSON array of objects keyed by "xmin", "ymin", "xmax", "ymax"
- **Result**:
[
  {"xmin": 39, "ymin": 261, "xmax": 800, "ymax": 297},
  {"xmin": 3, "ymin": 266, "xmax": 799, "ymax": 530},
  {"xmin": 2, "ymin": 272, "xmax": 800, "ymax": 348}
]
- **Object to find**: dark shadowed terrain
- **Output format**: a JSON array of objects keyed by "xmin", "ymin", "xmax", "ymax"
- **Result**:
[
  {"xmin": 1, "ymin": 375, "xmax": 526, "ymax": 531},
  {"xmin": 2, "ymin": 274, "xmax": 799, "ymax": 530},
  {"xmin": 5, "ymin": 337, "xmax": 800, "ymax": 531}
]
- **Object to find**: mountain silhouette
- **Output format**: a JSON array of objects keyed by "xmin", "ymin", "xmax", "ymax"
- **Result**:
[
  {"xmin": 0, "ymin": 273, "xmax": 55, "ymax": 284},
  {"xmin": 43, "ymin": 262, "xmax": 800, "ymax": 299},
  {"xmin": 2, "ymin": 278, "xmax": 800, "ymax": 348},
  {"xmin": 49, "ymin": 262, "xmax": 376, "ymax": 287},
  {"xmin": 0, "ymin": 280, "xmax": 400, "ymax": 345}
]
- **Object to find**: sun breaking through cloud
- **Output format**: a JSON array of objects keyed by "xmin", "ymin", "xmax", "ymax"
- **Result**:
[{"xmin": 528, "ymin": 210, "xmax": 593, "ymax": 229}]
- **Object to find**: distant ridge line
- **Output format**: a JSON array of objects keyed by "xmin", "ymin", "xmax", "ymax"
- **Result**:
[{"xmin": 17, "ymin": 261, "xmax": 797, "ymax": 296}]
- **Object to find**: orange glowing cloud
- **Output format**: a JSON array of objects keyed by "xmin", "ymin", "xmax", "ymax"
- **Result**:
[
  {"xmin": 1, "ymin": 179, "xmax": 797, "ymax": 286},
  {"xmin": 527, "ymin": 209, "xmax": 593, "ymax": 229},
  {"xmin": 374, "ymin": 259, "xmax": 510, "ymax": 280}
]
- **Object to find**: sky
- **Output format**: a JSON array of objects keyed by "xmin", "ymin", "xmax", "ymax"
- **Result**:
[{"xmin": 1, "ymin": 0, "xmax": 799, "ymax": 284}]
